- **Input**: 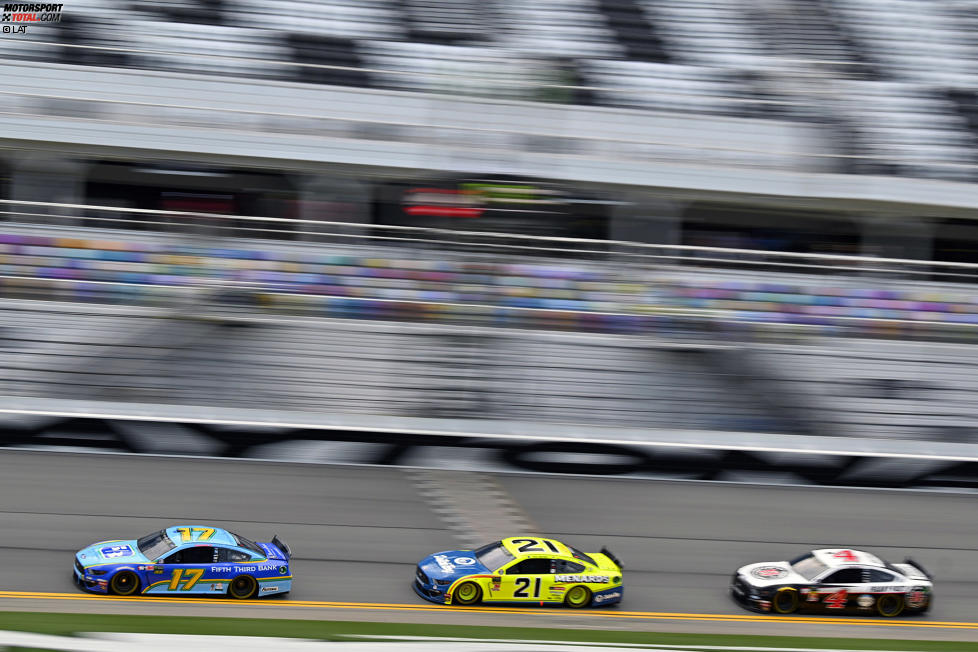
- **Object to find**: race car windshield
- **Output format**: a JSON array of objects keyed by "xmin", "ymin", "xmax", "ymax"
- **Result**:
[
  {"xmin": 474, "ymin": 541, "xmax": 514, "ymax": 571},
  {"xmin": 790, "ymin": 553, "xmax": 829, "ymax": 580},
  {"xmin": 137, "ymin": 530, "xmax": 175, "ymax": 560},
  {"xmin": 231, "ymin": 532, "xmax": 264, "ymax": 556},
  {"xmin": 569, "ymin": 547, "xmax": 596, "ymax": 566}
]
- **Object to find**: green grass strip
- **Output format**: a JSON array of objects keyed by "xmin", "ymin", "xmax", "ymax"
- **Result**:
[{"xmin": 0, "ymin": 611, "xmax": 976, "ymax": 651}]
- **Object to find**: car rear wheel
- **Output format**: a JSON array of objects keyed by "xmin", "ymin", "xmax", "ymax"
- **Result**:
[
  {"xmin": 564, "ymin": 585, "xmax": 592, "ymax": 609},
  {"xmin": 877, "ymin": 594, "xmax": 905, "ymax": 617},
  {"xmin": 771, "ymin": 587, "xmax": 798, "ymax": 614},
  {"xmin": 453, "ymin": 581, "xmax": 482, "ymax": 605},
  {"xmin": 109, "ymin": 571, "xmax": 140, "ymax": 596},
  {"xmin": 228, "ymin": 575, "xmax": 258, "ymax": 599}
]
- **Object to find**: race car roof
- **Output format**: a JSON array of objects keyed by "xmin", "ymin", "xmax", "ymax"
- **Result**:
[
  {"xmin": 813, "ymin": 548, "xmax": 884, "ymax": 568},
  {"xmin": 500, "ymin": 537, "xmax": 575, "ymax": 559},
  {"xmin": 165, "ymin": 525, "xmax": 237, "ymax": 547}
]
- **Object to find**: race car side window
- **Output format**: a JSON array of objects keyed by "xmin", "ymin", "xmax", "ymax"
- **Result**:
[
  {"xmin": 556, "ymin": 560, "xmax": 585, "ymax": 573},
  {"xmin": 822, "ymin": 568, "xmax": 863, "ymax": 584},
  {"xmin": 218, "ymin": 548, "xmax": 253, "ymax": 563},
  {"xmin": 867, "ymin": 569, "xmax": 897, "ymax": 583},
  {"xmin": 165, "ymin": 546, "xmax": 217, "ymax": 564},
  {"xmin": 507, "ymin": 558, "xmax": 552, "ymax": 574}
]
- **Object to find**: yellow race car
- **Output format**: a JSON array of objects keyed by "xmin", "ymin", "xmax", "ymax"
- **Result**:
[{"xmin": 414, "ymin": 536, "xmax": 623, "ymax": 608}]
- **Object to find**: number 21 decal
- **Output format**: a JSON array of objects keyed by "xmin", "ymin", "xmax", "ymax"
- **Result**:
[
  {"xmin": 511, "ymin": 538, "xmax": 560, "ymax": 553},
  {"xmin": 513, "ymin": 577, "xmax": 542, "ymax": 598}
]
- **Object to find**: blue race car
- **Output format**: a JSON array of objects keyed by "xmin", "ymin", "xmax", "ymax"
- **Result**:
[{"xmin": 72, "ymin": 525, "xmax": 292, "ymax": 599}]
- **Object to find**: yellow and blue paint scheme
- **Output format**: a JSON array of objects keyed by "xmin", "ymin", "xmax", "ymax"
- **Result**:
[{"xmin": 414, "ymin": 536, "xmax": 623, "ymax": 608}]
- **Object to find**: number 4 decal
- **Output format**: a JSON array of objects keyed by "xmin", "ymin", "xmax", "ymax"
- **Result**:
[
  {"xmin": 832, "ymin": 550, "xmax": 858, "ymax": 562},
  {"xmin": 824, "ymin": 589, "xmax": 848, "ymax": 609}
]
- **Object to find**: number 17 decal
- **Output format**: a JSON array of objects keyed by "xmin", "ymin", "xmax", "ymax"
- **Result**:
[
  {"xmin": 168, "ymin": 568, "xmax": 205, "ymax": 591},
  {"xmin": 175, "ymin": 527, "xmax": 215, "ymax": 542}
]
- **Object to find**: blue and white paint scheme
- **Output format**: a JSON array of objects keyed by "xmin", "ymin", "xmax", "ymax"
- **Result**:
[{"xmin": 73, "ymin": 525, "xmax": 292, "ymax": 598}]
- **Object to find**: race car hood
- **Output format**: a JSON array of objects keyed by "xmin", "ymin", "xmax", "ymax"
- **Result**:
[
  {"xmin": 736, "ymin": 561, "xmax": 809, "ymax": 587},
  {"xmin": 76, "ymin": 540, "xmax": 150, "ymax": 566},
  {"xmin": 418, "ymin": 550, "xmax": 490, "ymax": 581}
]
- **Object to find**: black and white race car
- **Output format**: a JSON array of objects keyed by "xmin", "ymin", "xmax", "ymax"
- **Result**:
[{"xmin": 730, "ymin": 548, "xmax": 932, "ymax": 617}]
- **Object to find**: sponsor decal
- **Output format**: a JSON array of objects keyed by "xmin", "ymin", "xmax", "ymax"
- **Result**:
[
  {"xmin": 154, "ymin": 567, "xmax": 164, "ymax": 574},
  {"xmin": 454, "ymin": 557, "xmax": 476, "ymax": 566},
  {"xmin": 906, "ymin": 588, "xmax": 929, "ymax": 608},
  {"xmin": 100, "ymin": 545, "xmax": 134, "ymax": 559},
  {"xmin": 278, "ymin": 565, "xmax": 288, "ymax": 574},
  {"xmin": 758, "ymin": 600, "xmax": 771, "ymax": 612},
  {"xmin": 806, "ymin": 590, "xmax": 819, "ymax": 602},
  {"xmin": 137, "ymin": 565, "xmax": 160, "ymax": 572},
  {"xmin": 554, "ymin": 575, "xmax": 609, "ymax": 583},
  {"xmin": 857, "ymin": 594, "xmax": 875, "ymax": 609},
  {"xmin": 211, "ymin": 583, "xmax": 224, "ymax": 591},
  {"xmin": 490, "ymin": 576, "xmax": 501, "ymax": 592},
  {"xmin": 549, "ymin": 586, "xmax": 567, "ymax": 592},
  {"xmin": 593, "ymin": 591, "xmax": 621, "ymax": 603},
  {"xmin": 211, "ymin": 566, "xmax": 233, "ymax": 573},
  {"xmin": 433, "ymin": 555, "xmax": 455, "ymax": 574},
  {"xmin": 261, "ymin": 586, "xmax": 279, "ymax": 593},
  {"xmin": 751, "ymin": 566, "xmax": 788, "ymax": 580},
  {"xmin": 257, "ymin": 564, "xmax": 276, "ymax": 571},
  {"xmin": 80, "ymin": 554, "xmax": 86, "ymax": 559}
]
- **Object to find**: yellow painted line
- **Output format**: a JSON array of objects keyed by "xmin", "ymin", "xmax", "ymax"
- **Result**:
[{"xmin": 0, "ymin": 591, "xmax": 976, "ymax": 630}]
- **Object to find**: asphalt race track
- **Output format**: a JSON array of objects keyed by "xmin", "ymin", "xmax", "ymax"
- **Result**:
[{"xmin": 0, "ymin": 450, "xmax": 976, "ymax": 641}]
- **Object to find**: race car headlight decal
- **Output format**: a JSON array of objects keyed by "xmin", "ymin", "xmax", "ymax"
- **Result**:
[
  {"xmin": 90, "ymin": 569, "xmax": 108, "ymax": 575},
  {"xmin": 613, "ymin": 576, "xmax": 621, "ymax": 584},
  {"xmin": 435, "ymin": 579, "xmax": 452, "ymax": 586}
]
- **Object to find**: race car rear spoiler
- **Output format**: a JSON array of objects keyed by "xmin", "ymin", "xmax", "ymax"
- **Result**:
[
  {"xmin": 272, "ymin": 535, "xmax": 292, "ymax": 560},
  {"xmin": 601, "ymin": 546, "xmax": 623, "ymax": 570},
  {"xmin": 904, "ymin": 557, "xmax": 932, "ymax": 580}
]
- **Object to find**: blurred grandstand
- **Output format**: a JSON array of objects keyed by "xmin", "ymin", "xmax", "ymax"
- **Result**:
[{"xmin": 3, "ymin": 0, "xmax": 978, "ymax": 449}]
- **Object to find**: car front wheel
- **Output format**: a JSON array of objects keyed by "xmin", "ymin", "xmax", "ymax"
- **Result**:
[
  {"xmin": 109, "ymin": 571, "xmax": 140, "ymax": 596},
  {"xmin": 771, "ymin": 587, "xmax": 798, "ymax": 614},
  {"xmin": 452, "ymin": 581, "xmax": 482, "ymax": 605}
]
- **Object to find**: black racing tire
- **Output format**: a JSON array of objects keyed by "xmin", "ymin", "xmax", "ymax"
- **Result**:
[
  {"xmin": 877, "ymin": 593, "xmax": 905, "ymax": 617},
  {"xmin": 109, "ymin": 570, "xmax": 140, "ymax": 596},
  {"xmin": 564, "ymin": 585, "xmax": 592, "ymax": 609},
  {"xmin": 771, "ymin": 587, "xmax": 799, "ymax": 614},
  {"xmin": 228, "ymin": 575, "xmax": 258, "ymax": 599},
  {"xmin": 452, "ymin": 581, "xmax": 482, "ymax": 606}
]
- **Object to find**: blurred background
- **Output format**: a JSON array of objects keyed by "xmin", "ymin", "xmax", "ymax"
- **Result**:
[{"xmin": 3, "ymin": 0, "xmax": 978, "ymax": 453}]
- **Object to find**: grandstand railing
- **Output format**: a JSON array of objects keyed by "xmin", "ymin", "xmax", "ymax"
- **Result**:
[
  {"xmin": 3, "ymin": 198, "xmax": 976, "ymax": 281},
  {"xmin": 4, "ymin": 199, "xmax": 978, "ymax": 342}
]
